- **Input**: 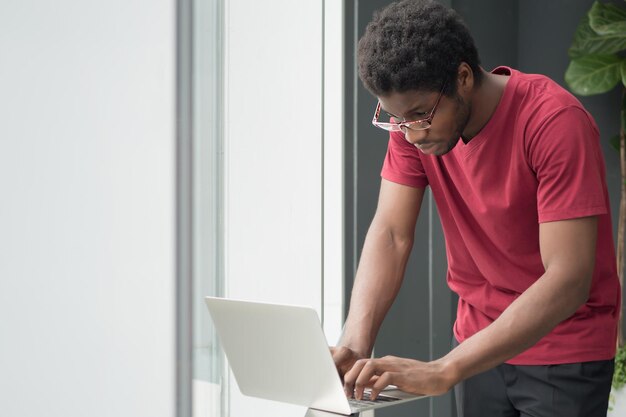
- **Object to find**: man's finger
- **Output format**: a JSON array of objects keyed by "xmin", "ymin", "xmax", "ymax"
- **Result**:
[
  {"xmin": 369, "ymin": 371, "xmax": 395, "ymax": 400},
  {"xmin": 354, "ymin": 359, "xmax": 385, "ymax": 400},
  {"xmin": 367, "ymin": 375, "xmax": 380, "ymax": 386},
  {"xmin": 343, "ymin": 358, "xmax": 368, "ymax": 398},
  {"xmin": 377, "ymin": 355, "xmax": 403, "ymax": 371}
]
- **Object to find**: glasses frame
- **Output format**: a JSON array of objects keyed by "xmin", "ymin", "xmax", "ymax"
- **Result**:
[{"xmin": 372, "ymin": 81, "xmax": 447, "ymax": 132}]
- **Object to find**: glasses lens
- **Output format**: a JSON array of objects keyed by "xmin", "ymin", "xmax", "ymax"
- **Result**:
[
  {"xmin": 404, "ymin": 120, "xmax": 431, "ymax": 131},
  {"xmin": 373, "ymin": 112, "xmax": 433, "ymax": 132},
  {"xmin": 373, "ymin": 122, "xmax": 403, "ymax": 131}
]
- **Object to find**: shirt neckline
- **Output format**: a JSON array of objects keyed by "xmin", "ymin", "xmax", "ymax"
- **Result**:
[{"xmin": 455, "ymin": 66, "xmax": 518, "ymax": 159}]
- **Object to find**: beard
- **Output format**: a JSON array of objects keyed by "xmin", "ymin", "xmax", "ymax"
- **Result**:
[{"xmin": 434, "ymin": 93, "xmax": 472, "ymax": 156}]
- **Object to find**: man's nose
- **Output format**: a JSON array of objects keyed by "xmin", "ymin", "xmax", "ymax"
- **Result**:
[{"xmin": 403, "ymin": 128, "xmax": 428, "ymax": 146}]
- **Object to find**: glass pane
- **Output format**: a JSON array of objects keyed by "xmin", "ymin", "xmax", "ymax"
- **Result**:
[{"xmin": 192, "ymin": 0, "xmax": 224, "ymax": 416}]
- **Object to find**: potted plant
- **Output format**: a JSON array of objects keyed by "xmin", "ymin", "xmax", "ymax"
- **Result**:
[{"xmin": 564, "ymin": 1, "xmax": 626, "ymax": 413}]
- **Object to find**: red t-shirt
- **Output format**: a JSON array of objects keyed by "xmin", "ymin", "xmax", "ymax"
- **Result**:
[{"xmin": 381, "ymin": 66, "xmax": 620, "ymax": 364}]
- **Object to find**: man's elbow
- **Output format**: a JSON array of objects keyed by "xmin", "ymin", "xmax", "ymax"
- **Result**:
[
  {"xmin": 387, "ymin": 228, "xmax": 414, "ymax": 251},
  {"xmin": 567, "ymin": 268, "xmax": 594, "ymax": 309},
  {"xmin": 547, "ymin": 262, "xmax": 594, "ymax": 311},
  {"xmin": 369, "ymin": 219, "xmax": 415, "ymax": 252}
]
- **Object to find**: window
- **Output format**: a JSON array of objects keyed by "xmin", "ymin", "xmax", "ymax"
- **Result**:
[
  {"xmin": 190, "ymin": 0, "xmax": 225, "ymax": 416},
  {"xmin": 185, "ymin": 1, "xmax": 344, "ymax": 416}
]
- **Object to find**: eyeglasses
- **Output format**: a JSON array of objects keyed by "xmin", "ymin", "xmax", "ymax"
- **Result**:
[{"xmin": 372, "ymin": 82, "xmax": 447, "ymax": 132}]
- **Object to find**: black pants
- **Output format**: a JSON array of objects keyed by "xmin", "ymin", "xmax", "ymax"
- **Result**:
[{"xmin": 453, "ymin": 339, "xmax": 614, "ymax": 417}]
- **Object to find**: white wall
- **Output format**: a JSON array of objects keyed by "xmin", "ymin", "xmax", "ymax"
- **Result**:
[{"xmin": 0, "ymin": 2, "xmax": 176, "ymax": 417}]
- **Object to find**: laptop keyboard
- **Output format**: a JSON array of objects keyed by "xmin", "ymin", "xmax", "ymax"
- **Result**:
[{"xmin": 348, "ymin": 391, "xmax": 401, "ymax": 411}]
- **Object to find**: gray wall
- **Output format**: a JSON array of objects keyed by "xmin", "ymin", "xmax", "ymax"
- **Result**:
[{"xmin": 344, "ymin": 1, "xmax": 624, "ymax": 417}]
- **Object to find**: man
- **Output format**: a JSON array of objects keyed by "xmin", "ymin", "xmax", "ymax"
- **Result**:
[{"xmin": 331, "ymin": 1, "xmax": 621, "ymax": 416}]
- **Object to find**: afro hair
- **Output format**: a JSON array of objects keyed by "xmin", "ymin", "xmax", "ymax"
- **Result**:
[{"xmin": 358, "ymin": 0, "xmax": 482, "ymax": 97}]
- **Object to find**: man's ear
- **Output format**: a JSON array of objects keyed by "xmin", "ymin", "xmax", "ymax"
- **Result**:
[{"xmin": 456, "ymin": 62, "xmax": 474, "ymax": 94}]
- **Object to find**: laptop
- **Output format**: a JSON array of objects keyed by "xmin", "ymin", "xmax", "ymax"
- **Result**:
[{"xmin": 205, "ymin": 296, "xmax": 426, "ymax": 415}]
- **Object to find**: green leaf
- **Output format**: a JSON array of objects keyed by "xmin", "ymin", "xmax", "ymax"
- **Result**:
[
  {"xmin": 610, "ymin": 134, "xmax": 621, "ymax": 152},
  {"xmin": 622, "ymin": 59, "xmax": 626, "ymax": 87},
  {"xmin": 565, "ymin": 54, "xmax": 622, "ymax": 95},
  {"xmin": 589, "ymin": 1, "xmax": 626, "ymax": 36},
  {"xmin": 614, "ymin": 345, "xmax": 626, "ymax": 390},
  {"xmin": 569, "ymin": 14, "xmax": 626, "ymax": 58}
]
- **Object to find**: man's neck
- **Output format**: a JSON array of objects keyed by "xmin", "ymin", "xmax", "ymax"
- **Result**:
[{"xmin": 461, "ymin": 69, "xmax": 510, "ymax": 142}]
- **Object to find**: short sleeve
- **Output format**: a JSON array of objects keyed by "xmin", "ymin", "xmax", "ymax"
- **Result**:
[
  {"xmin": 381, "ymin": 130, "xmax": 429, "ymax": 188},
  {"xmin": 528, "ymin": 106, "xmax": 608, "ymax": 223}
]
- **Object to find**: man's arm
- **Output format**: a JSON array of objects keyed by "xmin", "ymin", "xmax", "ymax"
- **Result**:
[
  {"xmin": 344, "ymin": 216, "xmax": 598, "ymax": 399},
  {"xmin": 332, "ymin": 179, "xmax": 424, "ymax": 375}
]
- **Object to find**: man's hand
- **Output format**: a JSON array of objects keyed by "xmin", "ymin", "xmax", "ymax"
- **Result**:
[
  {"xmin": 342, "ymin": 355, "xmax": 457, "ymax": 400},
  {"xmin": 330, "ymin": 346, "xmax": 367, "ymax": 380}
]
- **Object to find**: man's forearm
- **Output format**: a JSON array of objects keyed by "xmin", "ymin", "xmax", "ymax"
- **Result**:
[
  {"xmin": 341, "ymin": 267, "xmax": 593, "ymax": 400},
  {"xmin": 438, "ymin": 266, "xmax": 591, "ymax": 384},
  {"xmin": 339, "ymin": 221, "xmax": 414, "ymax": 356}
]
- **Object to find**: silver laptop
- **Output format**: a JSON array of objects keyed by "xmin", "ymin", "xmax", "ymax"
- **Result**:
[{"xmin": 205, "ymin": 296, "xmax": 426, "ymax": 415}]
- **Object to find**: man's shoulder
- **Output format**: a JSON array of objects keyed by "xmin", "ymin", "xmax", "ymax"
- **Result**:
[
  {"xmin": 504, "ymin": 68, "xmax": 593, "ymax": 135},
  {"xmin": 512, "ymin": 69, "xmax": 584, "ymax": 115}
]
